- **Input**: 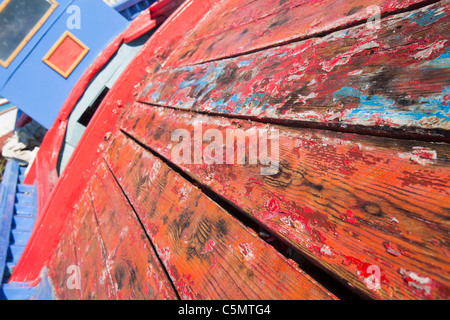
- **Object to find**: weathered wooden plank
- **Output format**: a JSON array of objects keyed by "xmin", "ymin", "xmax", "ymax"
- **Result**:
[
  {"xmin": 120, "ymin": 102, "xmax": 450, "ymax": 300},
  {"xmin": 71, "ymin": 194, "xmax": 116, "ymax": 300},
  {"xmin": 104, "ymin": 131, "xmax": 337, "ymax": 300},
  {"xmin": 48, "ymin": 217, "xmax": 80, "ymax": 300},
  {"xmin": 87, "ymin": 162, "xmax": 178, "ymax": 300},
  {"xmin": 139, "ymin": 2, "xmax": 450, "ymax": 137},
  {"xmin": 48, "ymin": 192, "xmax": 116, "ymax": 300},
  {"xmin": 163, "ymin": 0, "xmax": 437, "ymax": 68}
]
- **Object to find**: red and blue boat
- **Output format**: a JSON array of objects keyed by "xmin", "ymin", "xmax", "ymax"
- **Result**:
[{"xmin": 0, "ymin": 0, "xmax": 449, "ymax": 300}]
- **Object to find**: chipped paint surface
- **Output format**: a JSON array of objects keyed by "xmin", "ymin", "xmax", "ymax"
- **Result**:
[
  {"xmin": 120, "ymin": 103, "xmax": 450, "ymax": 300},
  {"xmin": 102, "ymin": 132, "xmax": 335, "ymax": 300},
  {"xmin": 239, "ymin": 243, "xmax": 255, "ymax": 261},
  {"xmin": 42, "ymin": 0, "xmax": 450, "ymax": 301},
  {"xmin": 399, "ymin": 268, "xmax": 437, "ymax": 298},
  {"xmin": 138, "ymin": 2, "xmax": 450, "ymax": 136},
  {"xmin": 164, "ymin": 0, "xmax": 436, "ymax": 68}
]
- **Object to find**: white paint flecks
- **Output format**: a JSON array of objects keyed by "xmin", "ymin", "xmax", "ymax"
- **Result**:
[
  {"xmin": 413, "ymin": 40, "xmax": 448, "ymax": 60},
  {"xmin": 239, "ymin": 243, "xmax": 255, "ymax": 261}
]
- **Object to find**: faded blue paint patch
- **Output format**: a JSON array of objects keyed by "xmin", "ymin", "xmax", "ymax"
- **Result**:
[
  {"xmin": 360, "ymin": 95, "xmax": 395, "ymax": 108},
  {"xmin": 437, "ymin": 86, "xmax": 450, "ymax": 114},
  {"xmin": 437, "ymin": 47, "xmax": 450, "ymax": 58},
  {"xmin": 345, "ymin": 87, "xmax": 450, "ymax": 126},
  {"xmin": 237, "ymin": 59, "xmax": 253, "ymax": 67},
  {"xmin": 424, "ymin": 47, "xmax": 450, "ymax": 68},
  {"xmin": 408, "ymin": 8, "xmax": 446, "ymax": 26},
  {"xmin": 346, "ymin": 95, "xmax": 396, "ymax": 120},
  {"xmin": 151, "ymin": 86, "xmax": 161, "ymax": 102},
  {"xmin": 140, "ymin": 85, "xmax": 150, "ymax": 98},
  {"xmin": 240, "ymin": 92, "xmax": 267, "ymax": 109},
  {"xmin": 333, "ymin": 87, "xmax": 362, "ymax": 102},
  {"xmin": 415, "ymin": 87, "xmax": 450, "ymax": 119},
  {"xmin": 210, "ymin": 98, "xmax": 231, "ymax": 113}
]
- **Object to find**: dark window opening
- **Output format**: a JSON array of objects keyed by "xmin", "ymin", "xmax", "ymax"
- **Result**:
[
  {"xmin": 78, "ymin": 87, "xmax": 109, "ymax": 127},
  {"xmin": 0, "ymin": 0, "xmax": 58, "ymax": 67}
]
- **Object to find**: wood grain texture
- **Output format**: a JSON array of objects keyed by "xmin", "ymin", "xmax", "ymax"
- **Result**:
[
  {"xmin": 71, "ymin": 195, "xmax": 116, "ymax": 300},
  {"xmin": 47, "ymin": 164, "xmax": 178, "ymax": 300},
  {"xmin": 163, "ymin": 0, "xmax": 438, "ymax": 67},
  {"xmin": 104, "ymin": 131, "xmax": 336, "ymax": 300},
  {"xmin": 42, "ymin": 0, "xmax": 450, "ymax": 301},
  {"xmin": 139, "ymin": 2, "xmax": 450, "ymax": 137},
  {"xmin": 120, "ymin": 102, "xmax": 450, "ymax": 300},
  {"xmin": 87, "ymin": 162, "xmax": 178, "ymax": 300},
  {"xmin": 49, "ymin": 193, "xmax": 116, "ymax": 300},
  {"xmin": 48, "ymin": 216, "xmax": 81, "ymax": 300}
]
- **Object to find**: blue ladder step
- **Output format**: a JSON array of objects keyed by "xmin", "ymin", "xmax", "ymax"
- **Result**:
[
  {"xmin": 14, "ymin": 204, "xmax": 35, "ymax": 217},
  {"xmin": 1, "ymin": 161, "xmax": 39, "ymax": 300},
  {"xmin": 15, "ymin": 193, "xmax": 34, "ymax": 206},
  {"xmin": 18, "ymin": 166, "xmax": 27, "ymax": 175},
  {"xmin": 11, "ymin": 216, "xmax": 36, "ymax": 232},
  {"xmin": 0, "ymin": 282, "xmax": 37, "ymax": 300},
  {"xmin": 10, "ymin": 230, "xmax": 32, "ymax": 246},
  {"xmin": 16, "ymin": 184, "xmax": 35, "ymax": 194},
  {"xmin": 0, "ymin": 160, "xmax": 20, "ymax": 289},
  {"xmin": 1, "ymin": 267, "xmax": 56, "ymax": 300},
  {"xmin": 2, "ymin": 262, "xmax": 15, "ymax": 281},
  {"xmin": 6, "ymin": 245, "xmax": 25, "ymax": 264}
]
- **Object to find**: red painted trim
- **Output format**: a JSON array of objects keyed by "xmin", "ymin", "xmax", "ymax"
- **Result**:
[
  {"xmin": 150, "ymin": 0, "xmax": 186, "ymax": 18},
  {"xmin": 123, "ymin": 9, "xmax": 157, "ymax": 43},
  {"xmin": 15, "ymin": 114, "xmax": 32, "ymax": 129},
  {"xmin": 149, "ymin": 0, "xmax": 174, "ymax": 13},
  {"xmin": 23, "ymin": 9, "xmax": 160, "ymax": 187},
  {"xmin": 0, "ymin": 131, "xmax": 12, "ymax": 148}
]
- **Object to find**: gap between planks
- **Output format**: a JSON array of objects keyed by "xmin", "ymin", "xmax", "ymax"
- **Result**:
[
  {"xmin": 101, "ymin": 157, "xmax": 182, "ymax": 300},
  {"xmin": 118, "ymin": 129, "xmax": 369, "ymax": 300},
  {"xmin": 139, "ymin": 101, "xmax": 450, "ymax": 144}
]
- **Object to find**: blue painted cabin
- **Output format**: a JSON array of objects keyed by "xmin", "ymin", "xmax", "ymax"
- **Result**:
[{"xmin": 0, "ymin": 0, "xmax": 129, "ymax": 130}]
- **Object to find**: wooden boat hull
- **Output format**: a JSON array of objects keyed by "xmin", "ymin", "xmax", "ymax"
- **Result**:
[{"xmin": 6, "ymin": 0, "xmax": 450, "ymax": 300}]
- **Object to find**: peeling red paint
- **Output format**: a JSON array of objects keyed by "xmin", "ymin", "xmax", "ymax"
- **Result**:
[
  {"xmin": 239, "ymin": 243, "xmax": 255, "ymax": 261},
  {"xmin": 265, "ymin": 198, "xmax": 281, "ymax": 213},
  {"xmin": 412, "ymin": 147, "xmax": 437, "ymax": 160},
  {"xmin": 201, "ymin": 240, "xmax": 215, "ymax": 254},
  {"xmin": 344, "ymin": 210, "xmax": 357, "ymax": 224},
  {"xmin": 345, "ymin": 256, "xmax": 389, "ymax": 285},
  {"xmin": 383, "ymin": 242, "xmax": 401, "ymax": 257},
  {"xmin": 32, "ymin": 0, "xmax": 450, "ymax": 301}
]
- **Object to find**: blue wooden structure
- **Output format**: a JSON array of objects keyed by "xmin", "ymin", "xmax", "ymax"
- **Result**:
[
  {"xmin": 0, "ymin": 0, "xmax": 129, "ymax": 129},
  {"xmin": 0, "ymin": 161, "xmax": 43, "ymax": 299}
]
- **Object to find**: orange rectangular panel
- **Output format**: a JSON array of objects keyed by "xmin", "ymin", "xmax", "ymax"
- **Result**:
[{"xmin": 43, "ymin": 31, "xmax": 89, "ymax": 78}]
